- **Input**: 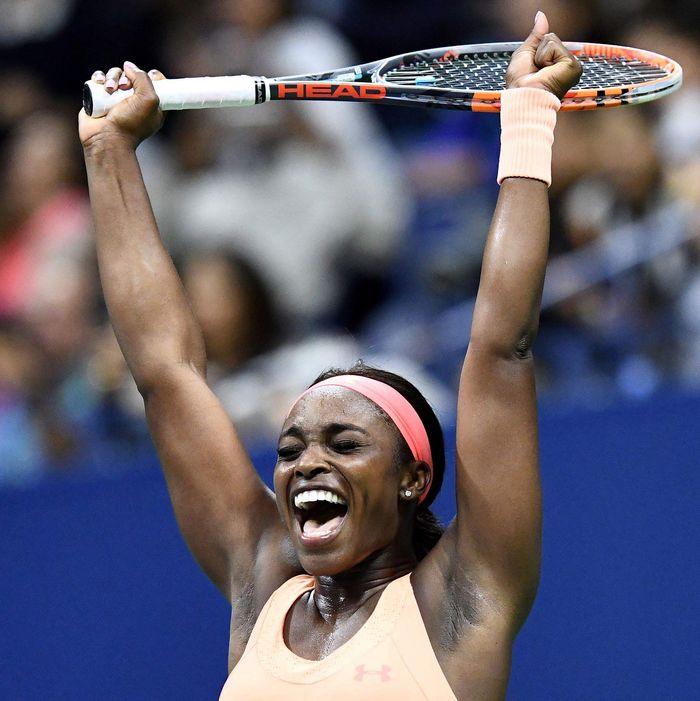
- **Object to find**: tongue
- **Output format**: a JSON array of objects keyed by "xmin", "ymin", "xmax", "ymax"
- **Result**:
[{"xmin": 303, "ymin": 515, "xmax": 344, "ymax": 537}]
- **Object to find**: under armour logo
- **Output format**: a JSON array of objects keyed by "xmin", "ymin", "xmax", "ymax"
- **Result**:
[{"xmin": 354, "ymin": 664, "xmax": 392, "ymax": 682}]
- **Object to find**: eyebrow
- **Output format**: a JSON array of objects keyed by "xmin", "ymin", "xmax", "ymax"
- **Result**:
[{"xmin": 279, "ymin": 422, "xmax": 371, "ymax": 440}]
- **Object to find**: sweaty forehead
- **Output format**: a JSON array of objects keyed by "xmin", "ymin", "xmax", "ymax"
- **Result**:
[{"xmin": 284, "ymin": 386, "xmax": 388, "ymax": 431}]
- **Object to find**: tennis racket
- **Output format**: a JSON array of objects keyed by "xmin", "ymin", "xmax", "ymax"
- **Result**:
[{"xmin": 83, "ymin": 42, "xmax": 682, "ymax": 118}]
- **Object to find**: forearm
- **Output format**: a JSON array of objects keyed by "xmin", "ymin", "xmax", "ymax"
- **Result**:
[
  {"xmin": 84, "ymin": 138, "xmax": 206, "ymax": 391},
  {"xmin": 470, "ymin": 177, "xmax": 549, "ymax": 355},
  {"xmin": 470, "ymin": 88, "xmax": 559, "ymax": 356}
]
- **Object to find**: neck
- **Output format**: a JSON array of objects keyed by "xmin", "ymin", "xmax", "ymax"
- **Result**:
[{"xmin": 311, "ymin": 545, "xmax": 416, "ymax": 622}]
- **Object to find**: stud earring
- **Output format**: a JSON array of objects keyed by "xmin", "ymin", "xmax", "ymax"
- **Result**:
[{"xmin": 403, "ymin": 489, "xmax": 413, "ymax": 498}]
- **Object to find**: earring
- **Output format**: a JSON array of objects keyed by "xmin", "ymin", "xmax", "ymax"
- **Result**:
[{"xmin": 403, "ymin": 489, "xmax": 413, "ymax": 498}]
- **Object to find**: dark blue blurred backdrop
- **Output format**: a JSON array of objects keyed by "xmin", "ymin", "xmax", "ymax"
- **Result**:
[{"xmin": 2, "ymin": 390, "xmax": 699, "ymax": 700}]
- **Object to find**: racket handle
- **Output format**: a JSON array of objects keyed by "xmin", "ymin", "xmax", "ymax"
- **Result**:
[{"xmin": 83, "ymin": 76, "xmax": 267, "ymax": 118}]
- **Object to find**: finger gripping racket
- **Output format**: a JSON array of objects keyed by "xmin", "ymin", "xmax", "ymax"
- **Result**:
[{"xmin": 83, "ymin": 42, "xmax": 682, "ymax": 117}]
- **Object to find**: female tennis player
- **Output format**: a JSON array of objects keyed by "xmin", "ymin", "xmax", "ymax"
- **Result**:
[{"xmin": 80, "ymin": 12, "xmax": 581, "ymax": 701}]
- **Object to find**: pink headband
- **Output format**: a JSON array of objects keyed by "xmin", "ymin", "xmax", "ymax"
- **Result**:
[{"xmin": 290, "ymin": 375, "xmax": 433, "ymax": 503}]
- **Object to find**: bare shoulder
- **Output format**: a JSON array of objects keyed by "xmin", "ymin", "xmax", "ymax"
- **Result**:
[
  {"xmin": 411, "ymin": 524, "xmax": 509, "ymax": 643},
  {"xmin": 410, "ymin": 525, "xmax": 515, "ymax": 699},
  {"xmin": 227, "ymin": 525, "xmax": 304, "ymax": 670}
]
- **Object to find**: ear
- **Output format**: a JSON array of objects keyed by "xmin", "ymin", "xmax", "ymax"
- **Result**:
[{"xmin": 399, "ymin": 461, "xmax": 431, "ymax": 502}]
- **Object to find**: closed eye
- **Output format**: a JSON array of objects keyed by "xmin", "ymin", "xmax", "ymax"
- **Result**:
[
  {"xmin": 331, "ymin": 440, "xmax": 363, "ymax": 454},
  {"xmin": 277, "ymin": 444, "xmax": 303, "ymax": 460}
]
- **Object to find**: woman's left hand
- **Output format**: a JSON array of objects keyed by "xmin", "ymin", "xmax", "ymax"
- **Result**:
[{"xmin": 506, "ymin": 11, "xmax": 583, "ymax": 99}]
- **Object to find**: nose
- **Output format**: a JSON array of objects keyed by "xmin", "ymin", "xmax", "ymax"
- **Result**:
[
  {"xmin": 294, "ymin": 445, "xmax": 330, "ymax": 479},
  {"xmin": 295, "ymin": 465, "xmax": 329, "ymax": 479}
]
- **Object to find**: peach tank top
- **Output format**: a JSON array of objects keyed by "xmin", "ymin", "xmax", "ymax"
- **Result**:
[{"xmin": 219, "ymin": 573, "xmax": 458, "ymax": 700}]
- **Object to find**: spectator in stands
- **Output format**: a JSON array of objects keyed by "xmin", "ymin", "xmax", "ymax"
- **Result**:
[
  {"xmin": 0, "ymin": 108, "xmax": 91, "ymax": 320},
  {"xmin": 178, "ymin": 247, "xmax": 451, "ymax": 446},
  {"xmin": 181, "ymin": 249, "xmax": 280, "ymax": 380},
  {"xmin": 155, "ymin": 0, "xmax": 408, "ymax": 327}
]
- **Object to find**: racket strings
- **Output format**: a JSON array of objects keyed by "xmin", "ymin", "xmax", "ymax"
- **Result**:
[
  {"xmin": 384, "ymin": 54, "xmax": 509, "ymax": 91},
  {"xmin": 576, "ymin": 56, "xmax": 668, "ymax": 89},
  {"xmin": 382, "ymin": 53, "xmax": 670, "ymax": 91}
]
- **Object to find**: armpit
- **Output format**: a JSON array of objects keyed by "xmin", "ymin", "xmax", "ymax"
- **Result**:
[{"xmin": 439, "ymin": 564, "xmax": 496, "ymax": 651}]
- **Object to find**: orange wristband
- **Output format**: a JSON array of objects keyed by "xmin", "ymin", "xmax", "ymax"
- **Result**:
[{"xmin": 497, "ymin": 88, "xmax": 561, "ymax": 187}]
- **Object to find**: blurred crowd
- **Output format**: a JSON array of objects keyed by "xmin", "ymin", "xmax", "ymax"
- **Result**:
[{"xmin": 1, "ymin": 0, "xmax": 699, "ymax": 485}]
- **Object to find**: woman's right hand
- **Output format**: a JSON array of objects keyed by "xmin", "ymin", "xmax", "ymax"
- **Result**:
[{"xmin": 78, "ymin": 62, "xmax": 166, "ymax": 151}]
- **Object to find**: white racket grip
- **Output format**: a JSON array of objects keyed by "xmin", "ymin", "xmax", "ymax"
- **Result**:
[{"xmin": 84, "ymin": 76, "xmax": 266, "ymax": 118}]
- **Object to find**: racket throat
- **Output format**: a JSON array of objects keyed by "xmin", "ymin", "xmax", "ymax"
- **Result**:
[{"xmin": 255, "ymin": 78, "xmax": 270, "ymax": 104}]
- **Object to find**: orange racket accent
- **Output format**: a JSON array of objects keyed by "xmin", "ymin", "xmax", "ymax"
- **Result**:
[
  {"xmin": 552, "ymin": 42, "xmax": 684, "ymax": 109},
  {"xmin": 375, "ymin": 41, "xmax": 682, "ymax": 112}
]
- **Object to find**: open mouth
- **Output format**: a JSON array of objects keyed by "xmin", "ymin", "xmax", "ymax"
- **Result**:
[{"xmin": 293, "ymin": 489, "xmax": 348, "ymax": 542}]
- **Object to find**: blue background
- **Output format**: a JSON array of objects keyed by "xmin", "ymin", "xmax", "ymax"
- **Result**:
[{"xmin": 2, "ymin": 391, "xmax": 699, "ymax": 700}]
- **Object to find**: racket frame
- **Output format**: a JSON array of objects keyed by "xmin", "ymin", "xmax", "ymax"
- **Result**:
[
  {"xmin": 83, "ymin": 41, "xmax": 683, "ymax": 117},
  {"xmin": 269, "ymin": 42, "xmax": 683, "ymax": 112}
]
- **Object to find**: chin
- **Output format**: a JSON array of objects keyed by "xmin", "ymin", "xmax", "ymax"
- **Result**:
[
  {"xmin": 294, "ymin": 539, "xmax": 355, "ymax": 577},
  {"xmin": 299, "ymin": 556, "xmax": 348, "ymax": 577},
  {"xmin": 296, "ymin": 538, "xmax": 386, "ymax": 578}
]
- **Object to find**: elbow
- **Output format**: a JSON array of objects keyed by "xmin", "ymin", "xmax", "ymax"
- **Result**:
[
  {"xmin": 127, "ymin": 332, "xmax": 207, "ymax": 398},
  {"xmin": 513, "ymin": 332, "xmax": 536, "ymax": 360},
  {"xmin": 132, "ymin": 357, "xmax": 207, "ymax": 399},
  {"xmin": 468, "ymin": 329, "xmax": 537, "ymax": 362},
  {"xmin": 131, "ymin": 364, "xmax": 168, "ymax": 399},
  {"xmin": 470, "ymin": 302, "xmax": 540, "ymax": 361}
]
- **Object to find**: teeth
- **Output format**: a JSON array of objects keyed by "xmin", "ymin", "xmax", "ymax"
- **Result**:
[{"xmin": 293, "ymin": 489, "xmax": 347, "ymax": 510}]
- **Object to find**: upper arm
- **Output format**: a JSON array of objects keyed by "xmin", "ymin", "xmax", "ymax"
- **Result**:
[
  {"xmin": 448, "ymin": 341, "xmax": 541, "ymax": 619},
  {"xmin": 142, "ymin": 363, "xmax": 299, "ymax": 599}
]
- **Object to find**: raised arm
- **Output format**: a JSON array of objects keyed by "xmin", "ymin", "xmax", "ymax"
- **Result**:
[
  {"xmin": 79, "ymin": 64, "xmax": 295, "ymax": 599},
  {"xmin": 442, "ymin": 18, "xmax": 582, "ymax": 627}
]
